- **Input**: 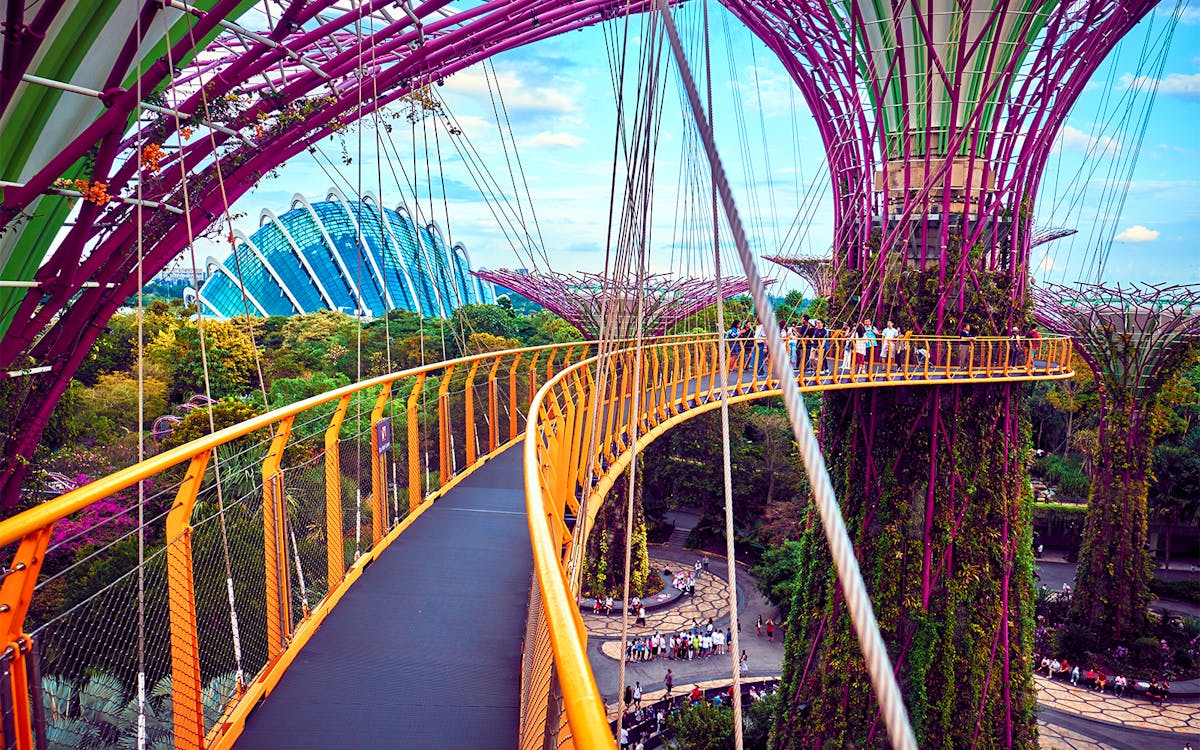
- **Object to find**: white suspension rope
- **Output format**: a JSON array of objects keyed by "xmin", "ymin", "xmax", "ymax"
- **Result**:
[
  {"xmin": 702, "ymin": 0, "xmax": 744, "ymax": 743},
  {"xmin": 655, "ymin": 2, "xmax": 919, "ymax": 747}
]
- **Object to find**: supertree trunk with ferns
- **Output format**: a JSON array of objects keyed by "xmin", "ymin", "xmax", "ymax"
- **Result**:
[{"xmin": 714, "ymin": 0, "xmax": 1162, "ymax": 746}]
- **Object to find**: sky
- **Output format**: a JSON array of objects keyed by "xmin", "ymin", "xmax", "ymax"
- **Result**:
[{"xmin": 193, "ymin": 0, "xmax": 1200, "ymax": 296}]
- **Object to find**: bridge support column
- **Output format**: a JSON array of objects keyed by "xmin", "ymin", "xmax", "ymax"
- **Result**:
[
  {"xmin": 407, "ymin": 373, "xmax": 426, "ymax": 514},
  {"xmin": 263, "ymin": 417, "xmax": 295, "ymax": 657},
  {"xmin": 325, "ymin": 395, "xmax": 351, "ymax": 590},
  {"xmin": 370, "ymin": 384, "xmax": 392, "ymax": 543},
  {"xmin": 0, "ymin": 525, "xmax": 52, "ymax": 750},
  {"xmin": 165, "ymin": 451, "xmax": 211, "ymax": 750}
]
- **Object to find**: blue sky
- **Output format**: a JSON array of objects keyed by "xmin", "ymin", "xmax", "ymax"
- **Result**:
[{"xmin": 202, "ymin": 1, "xmax": 1200, "ymax": 295}]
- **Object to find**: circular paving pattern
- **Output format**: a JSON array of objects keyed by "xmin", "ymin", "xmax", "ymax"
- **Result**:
[{"xmin": 584, "ymin": 557, "xmax": 731, "ymax": 643}]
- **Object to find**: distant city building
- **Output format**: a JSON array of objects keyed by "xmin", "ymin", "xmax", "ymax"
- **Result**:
[{"xmin": 194, "ymin": 190, "xmax": 493, "ymax": 319}]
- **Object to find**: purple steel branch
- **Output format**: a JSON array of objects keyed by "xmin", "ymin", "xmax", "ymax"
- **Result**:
[
  {"xmin": 1033, "ymin": 282, "xmax": 1200, "ymax": 400},
  {"xmin": 473, "ymin": 269, "xmax": 762, "ymax": 338}
]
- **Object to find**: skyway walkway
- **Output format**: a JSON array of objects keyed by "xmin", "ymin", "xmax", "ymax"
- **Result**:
[
  {"xmin": 0, "ymin": 334, "xmax": 1074, "ymax": 750},
  {"xmin": 234, "ymin": 447, "xmax": 529, "ymax": 749}
]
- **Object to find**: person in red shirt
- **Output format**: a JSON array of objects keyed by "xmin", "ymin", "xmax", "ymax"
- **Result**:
[{"xmin": 689, "ymin": 686, "xmax": 703, "ymax": 703}]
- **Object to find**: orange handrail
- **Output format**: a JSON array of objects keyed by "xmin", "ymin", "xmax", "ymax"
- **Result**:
[{"xmin": 520, "ymin": 334, "xmax": 1074, "ymax": 748}]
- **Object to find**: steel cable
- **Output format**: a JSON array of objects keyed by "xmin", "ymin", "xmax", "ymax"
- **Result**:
[{"xmin": 656, "ymin": 2, "xmax": 919, "ymax": 747}]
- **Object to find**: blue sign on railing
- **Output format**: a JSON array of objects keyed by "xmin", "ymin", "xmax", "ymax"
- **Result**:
[{"xmin": 376, "ymin": 418, "xmax": 392, "ymax": 454}]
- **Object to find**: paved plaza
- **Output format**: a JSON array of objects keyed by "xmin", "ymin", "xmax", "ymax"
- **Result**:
[{"xmin": 587, "ymin": 539, "xmax": 1200, "ymax": 748}]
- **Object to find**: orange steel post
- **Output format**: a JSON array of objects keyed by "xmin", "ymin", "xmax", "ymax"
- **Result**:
[
  {"xmin": 371, "ymin": 383, "xmax": 393, "ymax": 543},
  {"xmin": 325, "ymin": 395, "xmax": 352, "ymax": 591},
  {"xmin": 488, "ymin": 356, "xmax": 503, "ymax": 452},
  {"xmin": 464, "ymin": 360, "xmax": 481, "ymax": 466},
  {"xmin": 263, "ymin": 416, "xmax": 295, "ymax": 658},
  {"xmin": 165, "ymin": 451, "xmax": 212, "ymax": 750},
  {"xmin": 508, "ymin": 353, "xmax": 524, "ymax": 441},
  {"xmin": 436, "ymin": 366, "xmax": 456, "ymax": 487},
  {"xmin": 527, "ymin": 351, "xmax": 542, "ymax": 406},
  {"xmin": 407, "ymin": 373, "xmax": 426, "ymax": 514},
  {"xmin": 0, "ymin": 527, "xmax": 52, "ymax": 750}
]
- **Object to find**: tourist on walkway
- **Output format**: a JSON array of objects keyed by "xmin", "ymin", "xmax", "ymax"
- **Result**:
[
  {"xmin": 756, "ymin": 615, "xmax": 762, "ymax": 637},
  {"xmin": 605, "ymin": 596, "xmax": 613, "ymax": 615},
  {"xmin": 664, "ymin": 668, "xmax": 674, "ymax": 695},
  {"xmin": 754, "ymin": 321, "xmax": 768, "ymax": 377},
  {"xmin": 766, "ymin": 618, "xmax": 775, "ymax": 642},
  {"xmin": 633, "ymin": 681, "xmax": 642, "ymax": 708},
  {"xmin": 881, "ymin": 320, "xmax": 899, "ymax": 367},
  {"xmin": 739, "ymin": 650, "xmax": 749, "ymax": 675}
]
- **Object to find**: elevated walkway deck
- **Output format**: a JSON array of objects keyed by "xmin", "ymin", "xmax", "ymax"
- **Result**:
[{"xmin": 233, "ymin": 447, "xmax": 529, "ymax": 749}]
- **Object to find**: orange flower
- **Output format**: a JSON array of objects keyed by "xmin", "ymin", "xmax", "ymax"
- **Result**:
[
  {"xmin": 141, "ymin": 143, "xmax": 164, "ymax": 173},
  {"xmin": 180, "ymin": 126, "xmax": 194, "ymax": 140}
]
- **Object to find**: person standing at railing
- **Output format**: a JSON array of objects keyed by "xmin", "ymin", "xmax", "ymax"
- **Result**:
[
  {"xmin": 725, "ymin": 320, "xmax": 743, "ymax": 372},
  {"xmin": 809, "ymin": 319, "xmax": 828, "ymax": 375},
  {"xmin": 1009, "ymin": 328, "xmax": 1026, "ymax": 367},
  {"xmin": 863, "ymin": 319, "xmax": 880, "ymax": 372},
  {"xmin": 838, "ymin": 324, "xmax": 854, "ymax": 373},
  {"xmin": 881, "ymin": 320, "xmax": 900, "ymax": 370},
  {"xmin": 853, "ymin": 324, "xmax": 869, "ymax": 374},
  {"xmin": 791, "ymin": 317, "xmax": 807, "ymax": 370},
  {"xmin": 958, "ymin": 322, "xmax": 976, "ymax": 369},
  {"xmin": 754, "ymin": 319, "xmax": 768, "ymax": 377},
  {"xmin": 1028, "ymin": 326, "xmax": 1041, "ymax": 362}
]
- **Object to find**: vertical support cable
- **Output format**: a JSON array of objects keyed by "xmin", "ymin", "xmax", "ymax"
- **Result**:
[
  {"xmin": 655, "ymin": 2, "xmax": 918, "ymax": 747},
  {"xmin": 701, "ymin": 0, "xmax": 743, "ymax": 743}
]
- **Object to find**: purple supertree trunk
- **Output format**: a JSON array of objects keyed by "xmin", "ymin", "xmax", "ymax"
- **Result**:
[
  {"xmin": 1035, "ymin": 282, "xmax": 1200, "ymax": 639},
  {"xmin": 707, "ymin": 1, "xmax": 1160, "ymax": 746}
]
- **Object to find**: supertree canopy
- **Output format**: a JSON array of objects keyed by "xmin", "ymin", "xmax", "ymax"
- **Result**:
[
  {"xmin": 0, "ymin": 0, "xmax": 659, "ymax": 507},
  {"xmin": 710, "ymin": 1, "xmax": 1160, "ymax": 747},
  {"xmin": 1035, "ymin": 282, "xmax": 1200, "ymax": 639},
  {"xmin": 472, "ymin": 269, "xmax": 761, "ymax": 339},
  {"xmin": 764, "ymin": 254, "xmax": 833, "ymax": 298}
]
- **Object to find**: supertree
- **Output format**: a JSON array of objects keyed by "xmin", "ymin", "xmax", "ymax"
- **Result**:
[
  {"xmin": 764, "ymin": 254, "xmax": 834, "ymax": 298},
  {"xmin": 472, "ymin": 269, "xmax": 761, "ymax": 339},
  {"xmin": 1034, "ymin": 282, "xmax": 1200, "ymax": 639},
  {"xmin": 711, "ymin": 1, "xmax": 1160, "ymax": 746}
]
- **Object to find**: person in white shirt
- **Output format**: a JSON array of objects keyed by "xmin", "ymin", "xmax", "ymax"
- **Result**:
[
  {"xmin": 881, "ymin": 320, "xmax": 899, "ymax": 367},
  {"xmin": 754, "ymin": 322, "xmax": 767, "ymax": 377}
]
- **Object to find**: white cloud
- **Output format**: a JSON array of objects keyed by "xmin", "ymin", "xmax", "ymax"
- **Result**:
[
  {"xmin": 1177, "ymin": 5, "xmax": 1200, "ymax": 24},
  {"xmin": 1037, "ymin": 253, "xmax": 1055, "ymax": 273},
  {"xmin": 1054, "ymin": 125, "xmax": 1122, "ymax": 157},
  {"xmin": 442, "ymin": 68, "xmax": 579, "ymax": 114},
  {"xmin": 1120, "ymin": 72, "xmax": 1200, "ymax": 98},
  {"xmin": 523, "ymin": 131, "xmax": 585, "ymax": 148},
  {"xmin": 1114, "ymin": 225, "xmax": 1160, "ymax": 243}
]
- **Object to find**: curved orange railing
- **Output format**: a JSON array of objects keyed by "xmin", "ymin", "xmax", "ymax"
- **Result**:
[
  {"xmin": 0, "ymin": 332, "xmax": 1072, "ymax": 750},
  {"xmin": 0, "ymin": 339, "xmax": 617, "ymax": 750},
  {"xmin": 520, "ymin": 333, "xmax": 1074, "ymax": 749}
]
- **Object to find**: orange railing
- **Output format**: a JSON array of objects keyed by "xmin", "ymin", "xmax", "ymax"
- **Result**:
[
  {"xmin": 0, "ymin": 340, "xmax": 605, "ymax": 750},
  {"xmin": 0, "ymin": 332, "xmax": 1072, "ymax": 750},
  {"xmin": 519, "ymin": 333, "xmax": 1073, "ymax": 749}
]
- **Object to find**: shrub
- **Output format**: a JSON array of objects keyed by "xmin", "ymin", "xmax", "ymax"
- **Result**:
[
  {"xmin": 1054, "ymin": 622, "xmax": 1096, "ymax": 662},
  {"xmin": 1149, "ymin": 579, "xmax": 1200, "ymax": 605},
  {"xmin": 665, "ymin": 700, "xmax": 734, "ymax": 750}
]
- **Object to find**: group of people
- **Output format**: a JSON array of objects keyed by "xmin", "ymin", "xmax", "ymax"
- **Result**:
[
  {"xmin": 591, "ymin": 595, "xmax": 649, "ymax": 623},
  {"xmin": 724, "ymin": 315, "xmax": 1040, "ymax": 378},
  {"xmin": 616, "ymin": 681, "xmax": 778, "ymax": 749},
  {"xmin": 1038, "ymin": 654, "xmax": 1171, "ymax": 704},
  {"xmin": 623, "ymin": 620, "xmax": 735, "ymax": 663}
]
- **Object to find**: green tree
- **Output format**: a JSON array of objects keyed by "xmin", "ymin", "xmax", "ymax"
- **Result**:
[
  {"xmin": 665, "ymin": 700, "xmax": 735, "ymax": 750},
  {"xmin": 148, "ymin": 320, "xmax": 259, "ymax": 401},
  {"xmin": 160, "ymin": 398, "xmax": 261, "ymax": 450}
]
